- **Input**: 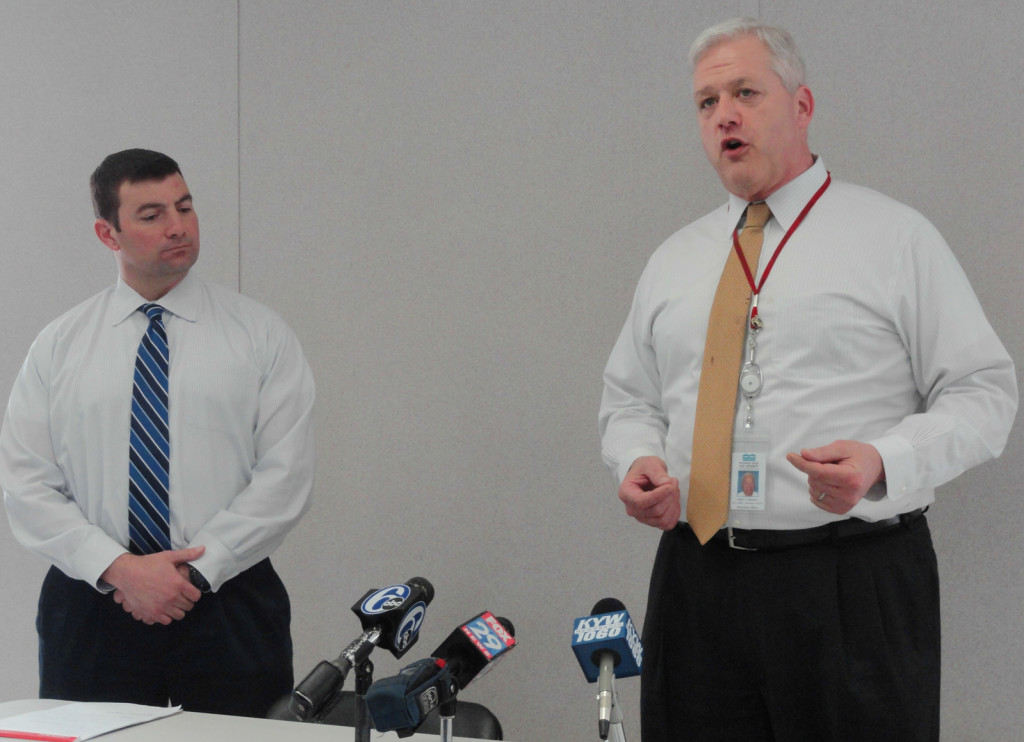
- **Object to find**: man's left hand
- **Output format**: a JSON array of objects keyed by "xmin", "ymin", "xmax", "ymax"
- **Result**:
[{"xmin": 786, "ymin": 440, "xmax": 884, "ymax": 515}]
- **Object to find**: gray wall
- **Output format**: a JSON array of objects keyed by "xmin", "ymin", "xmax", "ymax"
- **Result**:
[{"xmin": 1, "ymin": 2, "xmax": 1021, "ymax": 740}]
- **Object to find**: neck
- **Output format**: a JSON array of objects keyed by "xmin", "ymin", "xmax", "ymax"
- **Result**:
[
  {"xmin": 742, "ymin": 152, "xmax": 817, "ymax": 202},
  {"xmin": 123, "ymin": 273, "xmax": 187, "ymax": 302}
]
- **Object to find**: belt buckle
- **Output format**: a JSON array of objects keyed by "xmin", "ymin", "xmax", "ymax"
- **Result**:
[{"xmin": 727, "ymin": 524, "xmax": 758, "ymax": 551}]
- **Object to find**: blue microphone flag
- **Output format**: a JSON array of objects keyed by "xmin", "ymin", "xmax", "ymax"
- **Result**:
[{"xmin": 571, "ymin": 601, "xmax": 642, "ymax": 683}]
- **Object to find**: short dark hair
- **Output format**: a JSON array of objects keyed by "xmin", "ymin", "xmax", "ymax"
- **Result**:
[{"xmin": 90, "ymin": 149, "xmax": 182, "ymax": 231}]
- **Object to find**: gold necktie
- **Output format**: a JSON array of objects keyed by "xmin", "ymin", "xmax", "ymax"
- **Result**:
[{"xmin": 687, "ymin": 202, "xmax": 771, "ymax": 544}]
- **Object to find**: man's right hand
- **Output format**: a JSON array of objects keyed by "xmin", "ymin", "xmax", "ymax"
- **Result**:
[
  {"xmin": 100, "ymin": 546, "xmax": 205, "ymax": 626},
  {"xmin": 619, "ymin": 456, "xmax": 681, "ymax": 530}
]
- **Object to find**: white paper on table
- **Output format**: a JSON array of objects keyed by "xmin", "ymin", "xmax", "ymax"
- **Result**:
[{"xmin": 0, "ymin": 702, "xmax": 181, "ymax": 741}]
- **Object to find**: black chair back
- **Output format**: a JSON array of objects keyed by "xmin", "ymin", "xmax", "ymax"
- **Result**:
[{"xmin": 267, "ymin": 691, "xmax": 503, "ymax": 740}]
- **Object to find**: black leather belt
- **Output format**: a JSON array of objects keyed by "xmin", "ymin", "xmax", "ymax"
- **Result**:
[{"xmin": 709, "ymin": 508, "xmax": 926, "ymax": 551}]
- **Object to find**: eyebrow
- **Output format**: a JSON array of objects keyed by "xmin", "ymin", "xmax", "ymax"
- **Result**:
[
  {"xmin": 694, "ymin": 77, "xmax": 755, "ymax": 99},
  {"xmin": 134, "ymin": 194, "xmax": 193, "ymax": 214}
]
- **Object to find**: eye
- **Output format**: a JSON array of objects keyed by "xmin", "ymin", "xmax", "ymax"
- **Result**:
[
  {"xmin": 737, "ymin": 88, "xmax": 757, "ymax": 100},
  {"xmin": 699, "ymin": 96, "xmax": 717, "ymax": 111}
]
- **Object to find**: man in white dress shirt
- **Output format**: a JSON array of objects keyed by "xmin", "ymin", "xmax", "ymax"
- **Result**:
[
  {"xmin": 0, "ymin": 149, "xmax": 316, "ymax": 717},
  {"xmin": 599, "ymin": 19, "xmax": 1016, "ymax": 741}
]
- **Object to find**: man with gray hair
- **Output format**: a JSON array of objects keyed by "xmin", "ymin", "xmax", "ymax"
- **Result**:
[{"xmin": 600, "ymin": 18, "xmax": 1016, "ymax": 740}]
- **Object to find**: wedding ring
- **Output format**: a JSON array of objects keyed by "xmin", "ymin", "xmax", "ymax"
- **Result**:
[{"xmin": 817, "ymin": 491, "xmax": 827, "ymax": 501}]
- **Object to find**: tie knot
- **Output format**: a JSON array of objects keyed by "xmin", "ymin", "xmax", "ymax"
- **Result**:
[
  {"xmin": 140, "ymin": 303, "xmax": 165, "ymax": 321},
  {"xmin": 744, "ymin": 202, "xmax": 771, "ymax": 230}
]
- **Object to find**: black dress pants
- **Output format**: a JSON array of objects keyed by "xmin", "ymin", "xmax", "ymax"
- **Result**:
[
  {"xmin": 37, "ymin": 558, "xmax": 293, "ymax": 718},
  {"xmin": 641, "ymin": 515, "xmax": 940, "ymax": 742}
]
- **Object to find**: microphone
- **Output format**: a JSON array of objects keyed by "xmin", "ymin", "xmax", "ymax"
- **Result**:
[
  {"xmin": 365, "ymin": 611, "xmax": 517, "ymax": 734},
  {"xmin": 289, "ymin": 577, "xmax": 434, "ymax": 720},
  {"xmin": 571, "ymin": 598, "xmax": 642, "ymax": 740},
  {"xmin": 431, "ymin": 611, "xmax": 517, "ymax": 691},
  {"xmin": 362, "ymin": 657, "xmax": 457, "ymax": 735},
  {"xmin": 352, "ymin": 576, "xmax": 434, "ymax": 657}
]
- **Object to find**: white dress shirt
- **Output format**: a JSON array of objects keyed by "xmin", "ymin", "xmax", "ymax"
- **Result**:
[
  {"xmin": 600, "ymin": 158, "xmax": 1017, "ymax": 530},
  {"xmin": 0, "ymin": 272, "xmax": 315, "ymax": 590}
]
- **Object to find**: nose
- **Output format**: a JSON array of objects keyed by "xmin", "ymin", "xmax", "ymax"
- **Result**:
[
  {"xmin": 714, "ymin": 95, "xmax": 740, "ymax": 130},
  {"xmin": 165, "ymin": 210, "xmax": 187, "ymax": 239}
]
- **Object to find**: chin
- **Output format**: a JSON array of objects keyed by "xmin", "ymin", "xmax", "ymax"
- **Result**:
[
  {"xmin": 714, "ymin": 167, "xmax": 751, "ymax": 198},
  {"xmin": 722, "ymin": 179, "xmax": 759, "ymax": 201}
]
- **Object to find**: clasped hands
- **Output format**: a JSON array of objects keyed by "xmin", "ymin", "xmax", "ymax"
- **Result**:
[
  {"xmin": 619, "ymin": 440, "xmax": 884, "ymax": 529},
  {"xmin": 100, "ymin": 546, "xmax": 206, "ymax": 626}
]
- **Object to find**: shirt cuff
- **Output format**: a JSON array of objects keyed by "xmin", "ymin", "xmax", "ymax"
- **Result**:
[
  {"xmin": 82, "ymin": 534, "xmax": 132, "ymax": 593},
  {"xmin": 867, "ymin": 433, "xmax": 915, "ymax": 501},
  {"xmin": 615, "ymin": 447, "xmax": 664, "ymax": 483},
  {"xmin": 187, "ymin": 536, "xmax": 234, "ymax": 593}
]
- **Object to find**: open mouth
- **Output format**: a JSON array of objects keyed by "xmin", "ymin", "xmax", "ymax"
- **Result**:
[{"xmin": 723, "ymin": 138, "xmax": 745, "ymax": 151}]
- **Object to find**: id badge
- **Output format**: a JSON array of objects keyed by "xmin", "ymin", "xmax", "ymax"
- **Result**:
[{"xmin": 731, "ymin": 432, "xmax": 770, "ymax": 511}]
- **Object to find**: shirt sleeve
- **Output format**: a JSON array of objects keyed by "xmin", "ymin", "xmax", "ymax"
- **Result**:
[
  {"xmin": 599, "ymin": 275, "xmax": 671, "ymax": 484},
  {"xmin": 868, "ymin": 218, "xmax": 1017, "ymax": 500},
  {"xmin": 185, "ymin": 317, "xmax": 316, "ymax": 592},
  {"xmin": 0, "ymin": 336, "xmax": 128, "ymax": 591}
]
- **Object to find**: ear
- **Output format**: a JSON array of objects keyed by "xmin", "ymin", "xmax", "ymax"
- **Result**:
[
  {"xmin": 94, "ymin": 219, "xmax": 120, "ymax": 252},
  {"xmin": 795, "ymin": 85, "xmax": 815, "ymax": 127}
]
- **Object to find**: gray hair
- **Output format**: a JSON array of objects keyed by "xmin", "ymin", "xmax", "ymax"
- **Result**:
[{"xmin": 689, "ymin": 18, "xmax": 806, "ymax": 93}]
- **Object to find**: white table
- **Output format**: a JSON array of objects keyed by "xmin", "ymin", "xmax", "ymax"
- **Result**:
[{"xmin": 0, "ymin": 699, "xmax": 478, "ymax": 741}]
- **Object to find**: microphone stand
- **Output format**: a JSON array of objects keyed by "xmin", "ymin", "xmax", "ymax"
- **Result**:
[
  {"xmin": 352, "ymin": 659, "xmax": 374, "ymax": 742},
  {"xmin": 606, "ymin": 681, "xmax": 626, "ymax": 742},
  {"xmin": 437, "ymin": 698, "xmax": 457, "ymax": 742}
]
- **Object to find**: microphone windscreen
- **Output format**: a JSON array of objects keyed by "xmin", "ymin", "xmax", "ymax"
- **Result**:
[
  {"xmin": 494, "ymin": 616, "xmax": 515, "ymax": 637},
  {"xmin": 591, "ymin": 597, "xmax": 626, "ymax": 615},
  {"xmin": 407, "ymin": 576, "xmax": 436, "ymax": 604}
]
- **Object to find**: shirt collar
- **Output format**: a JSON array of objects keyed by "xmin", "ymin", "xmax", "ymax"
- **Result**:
[
  {"xmin": 110, "ymin": 272, "xmax": 201, "ymax": 326},
  {"xmin": 725, "ymin": 156, "xmax": 829, "ymax": 235}
]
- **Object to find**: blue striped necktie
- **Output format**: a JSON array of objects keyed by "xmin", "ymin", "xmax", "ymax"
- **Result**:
[{"xmin": 128, "ymin": 303, "xmax": 172, "ymax": 554}]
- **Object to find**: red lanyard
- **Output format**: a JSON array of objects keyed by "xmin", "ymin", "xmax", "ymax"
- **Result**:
[{"xmin": 734, "ymin": 172, "xmax": 832, "ymax": 328}]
